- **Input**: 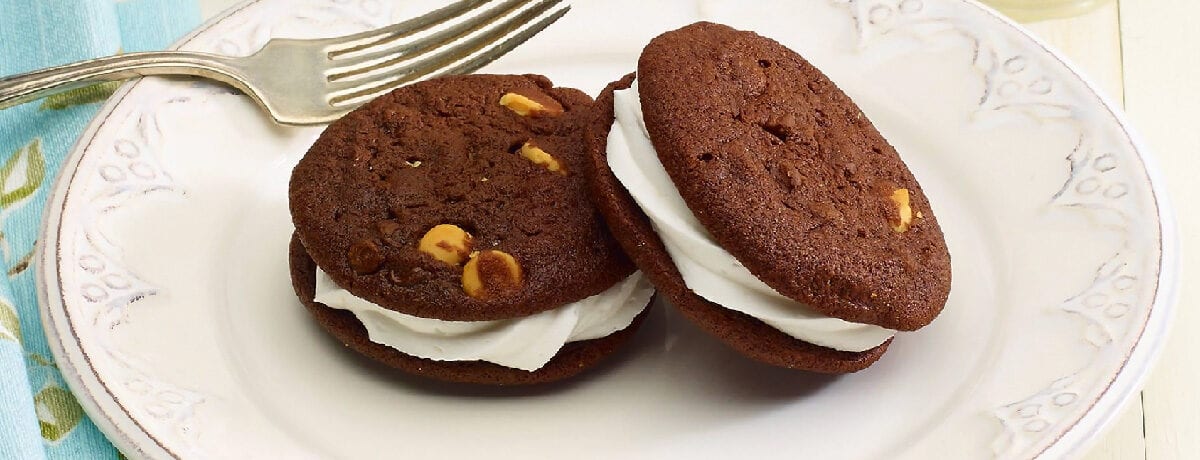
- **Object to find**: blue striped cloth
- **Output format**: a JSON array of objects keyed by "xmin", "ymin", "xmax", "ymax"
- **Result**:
[{"xmin": 0, "ymin": 1, "xmax": 200, "ymax": 458}]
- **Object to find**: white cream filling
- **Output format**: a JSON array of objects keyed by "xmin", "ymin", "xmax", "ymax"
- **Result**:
[
  {"xmin": 314, "ymin": 269, "xmax": 654, "ymax": 371},
  {"xmin": 605, "ymin": 81, "xmax": 894, "ymax": 352}
]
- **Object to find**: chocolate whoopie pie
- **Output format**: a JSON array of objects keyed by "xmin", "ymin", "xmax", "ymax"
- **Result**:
[
  {"xmin": 585, "ymin": 23, "xmax": 952, "ymax": 373},
  {"xmin": 289, "ymin": 74, "xmax": 655, "ymax": 385}
]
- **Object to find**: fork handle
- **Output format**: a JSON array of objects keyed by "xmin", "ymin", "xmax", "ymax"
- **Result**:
[{"xmin": 0, "ymin": 51, "xmax": 241, "ymax": 110}]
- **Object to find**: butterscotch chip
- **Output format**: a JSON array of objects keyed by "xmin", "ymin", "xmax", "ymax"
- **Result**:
[
  {"xmin": 462, "ymin": 250, "xmax": 523, "ymax": 299},
  {"xmin": 418, "ymin": 224, "xmax": 473, "ymax": 265},
  {"xmin": 889, "ymin": 188, "xmax": 913, "ymax": 232},
  {"xmin": 499, "ymin": 92, "xmax": 564, "ymax": 117},
  {"xmin": 518, "ymin": 141, "xmax": 566, "ymax": 175}
]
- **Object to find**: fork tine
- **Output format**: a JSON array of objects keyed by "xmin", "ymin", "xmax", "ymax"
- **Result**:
[
  {"xmin": 329, "ymin": 0, "xmax": 561, "ymax": 86},
  {"xmin": 328, "ymin": 0, "xmax": 533, "ymax": 79},
  {"xmin": 328, "ymin": 0, "xmax": 565, "ymax": 101},
  {"xmin": 330, "ymin": 5, "xmax": 569, "ymax": 108},
  {"xmin": 418, "ymin": 8, "xmax": 571, "ymax": 82},
  {"xmin": 326, "ymin": 0, "xmax": 491, "ymax": 57}
]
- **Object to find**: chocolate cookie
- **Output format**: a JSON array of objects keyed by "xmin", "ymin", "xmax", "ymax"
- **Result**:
[
  {"xmin": 587, "ymin": 75, "xmax": 889, "ymax": 373},
  {"xmin": 290, "ymin": 74, "xmax": 635, "ymax": 321},
  {"xmin": 289, "ymin": 235, "xmax": 651, "ymax": 385},
  {"xmin": 585, "ymin": 22, "xmax": 951, "ymax": 373},
  {"xmin": 636, "ymin": 22, "xmax": 951, "ymax": 330}
]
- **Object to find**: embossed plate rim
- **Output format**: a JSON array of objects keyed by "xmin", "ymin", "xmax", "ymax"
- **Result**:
[
  {"xmin": 36, "ymin": 2, "xmax": 264, "ymax": 458},
  {"xmin": 957, "ymin": 3, "xmax": 1177, "ymax": 457}
]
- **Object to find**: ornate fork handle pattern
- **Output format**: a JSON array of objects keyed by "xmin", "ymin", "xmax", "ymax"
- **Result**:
[{"xmin": 0, "ymin": 52, "xmax": 243, "ymax": 110}]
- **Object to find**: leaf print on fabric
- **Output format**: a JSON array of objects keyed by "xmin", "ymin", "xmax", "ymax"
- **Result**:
[
  {"xmin": 30, "ymin": 352, "xmax": 54, "ymax": 367},
  {"xmin": 0, "ymin": 139, "xmax": 47, "ymax": 209},
  {"xmin": 36, "ymin": 385, "xmax": 84, "ymax": 442},
  {"xmin": 39, "ymin": 81, "xmax": 122, "ymax": 111},
  {"xmin": 8, "ymin": 242, "xmax": 35, "ymax": 276},
  {"xmin": 0, "ymin": 301, "xmax": 19, "ymax": 343}
]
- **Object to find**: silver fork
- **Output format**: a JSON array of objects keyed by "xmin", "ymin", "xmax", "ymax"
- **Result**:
[{"xmin": 0, "ymin": 0, "xmax": 569, "ymax": 125}]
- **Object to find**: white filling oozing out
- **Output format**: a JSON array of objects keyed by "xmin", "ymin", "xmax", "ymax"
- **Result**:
[{"xmin": 314, "ymin": 269, "xmax": 654, "ymax": 371}]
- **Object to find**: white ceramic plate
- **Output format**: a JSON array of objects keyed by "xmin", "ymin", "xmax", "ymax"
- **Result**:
[{"xmin": 38, "ymin": 0, "xmax": 1177, "ymax": 458}]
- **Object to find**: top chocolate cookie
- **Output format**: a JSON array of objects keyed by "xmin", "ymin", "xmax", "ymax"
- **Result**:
[
  {"xmin": 290, "ymin": 74, "xmax": 634, "ymax": 321},
  {"xmin": 636, "ymin": 22, "xmax": 951, "ymax": 330}
]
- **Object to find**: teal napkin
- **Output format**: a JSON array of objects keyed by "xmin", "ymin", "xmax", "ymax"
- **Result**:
[{"xmin": 0, "ymin": 1, "xmax": 200, "ymax": 458}]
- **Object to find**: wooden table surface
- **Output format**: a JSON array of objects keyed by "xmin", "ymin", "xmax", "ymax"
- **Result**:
[{"xmin": 196, "ymin": 0, "xmax": 1197, "ymax": 457}]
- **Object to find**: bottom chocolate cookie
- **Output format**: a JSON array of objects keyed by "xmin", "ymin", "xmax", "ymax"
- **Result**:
[
  {"xmin": 289, "ymin": 234, "xmax": 650, "ymax": 386},
  {"xmin": 584, "ymin": 75, "xmax": 889, "ymax": 374}
]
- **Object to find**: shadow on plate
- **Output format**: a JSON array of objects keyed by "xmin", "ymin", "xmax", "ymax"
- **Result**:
[
  {"xmin": 322, "ymin": 300, "xmax": 840, "ymax": 400},
  {"xmin": 322, "ymin": 322, "xmax": 647, "ymax": 398},
  {"xmin": 649, "ymin": 303, "xmax": 841, "ymax": 402}
]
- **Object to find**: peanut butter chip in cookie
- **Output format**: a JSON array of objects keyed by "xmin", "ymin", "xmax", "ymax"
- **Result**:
[
  {"xmin": 419, "ymin": 224, "xmax": 474, "ymax": 265},
  {"xmin": 499, "ymin": 92, "xmax": 564, "ymax": 117},
  {"xmin": 889, "ymin": 188, "xmax": 913, "ymax": 233},
  {"xmin": 462, "ymin": 250, "xmax": 524, "ymax": 299},
  {"xmin": 519, "ymin": 141, "xmax": 567, "ymax": 175}
]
